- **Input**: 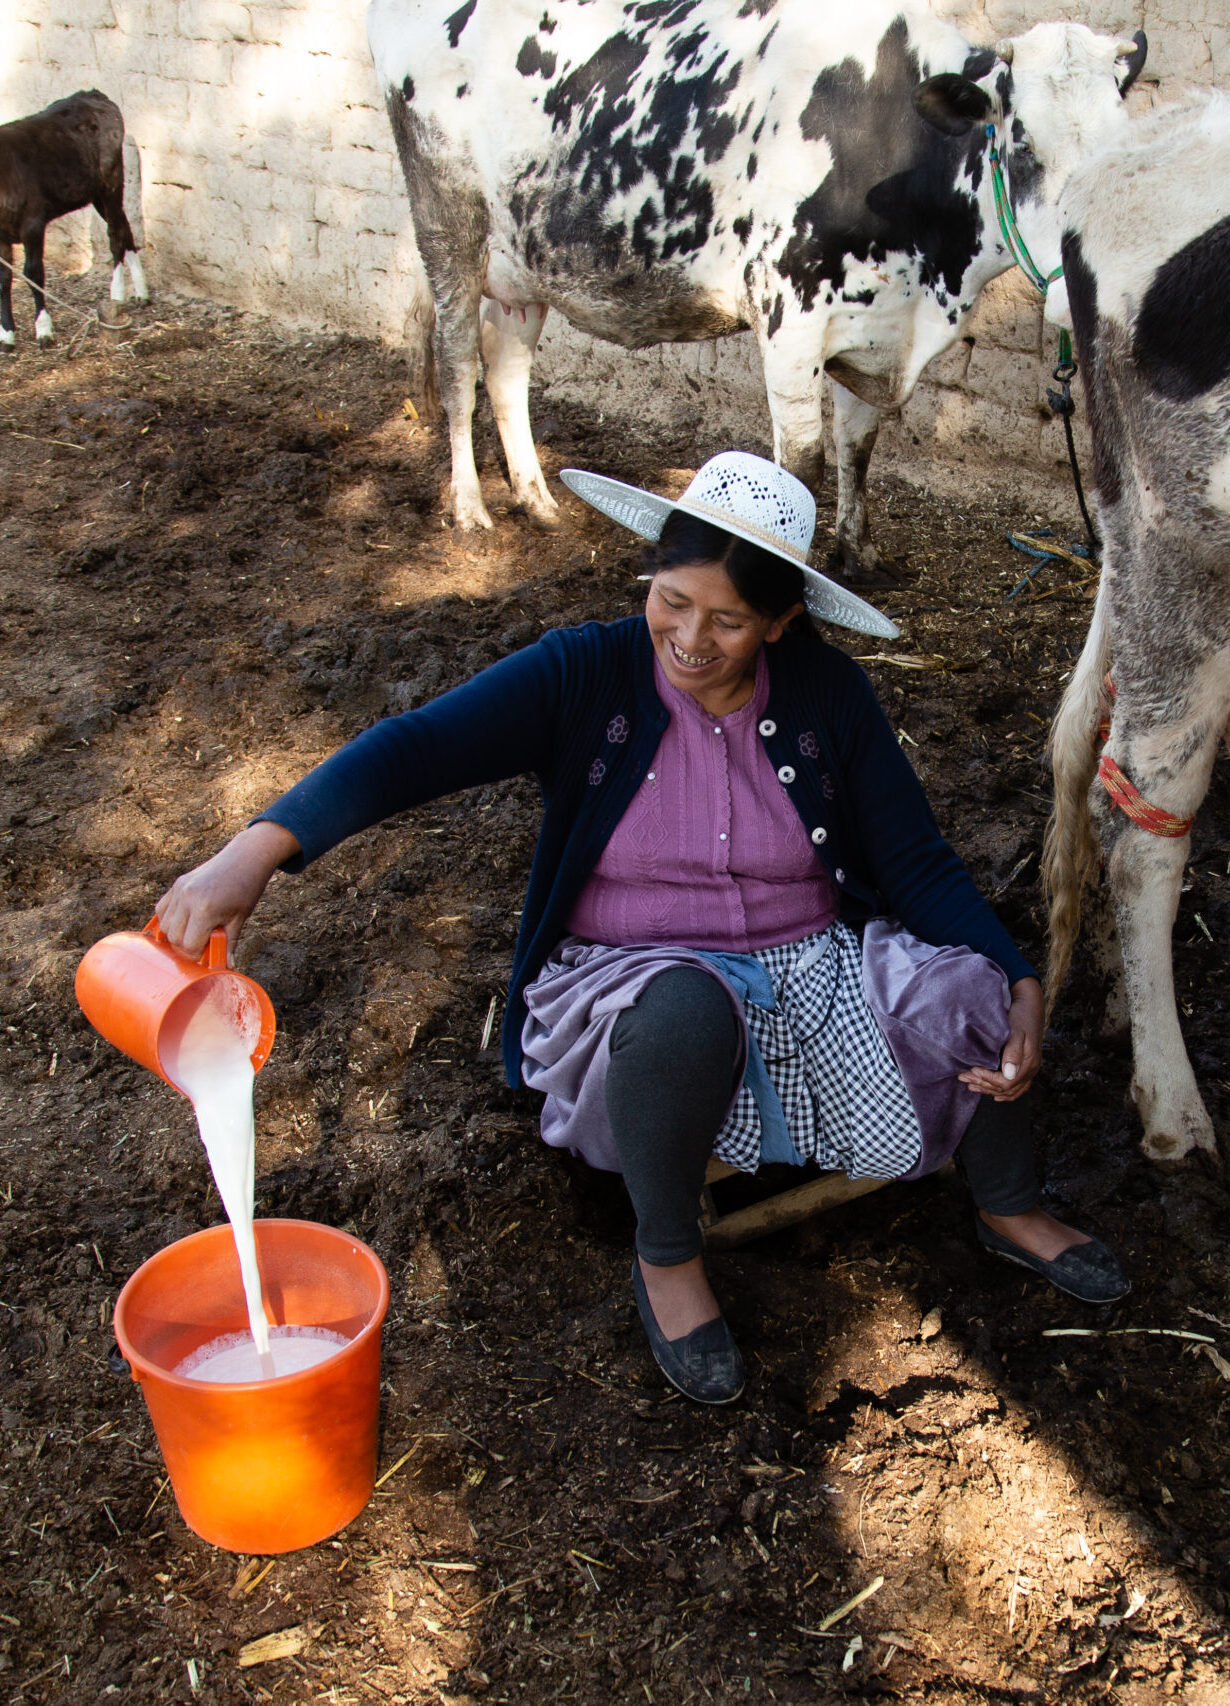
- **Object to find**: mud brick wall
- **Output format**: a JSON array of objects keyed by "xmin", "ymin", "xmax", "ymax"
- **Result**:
[{"xmin": 2, "ymin": 2, "xmax": 1221, "ymax": 506}]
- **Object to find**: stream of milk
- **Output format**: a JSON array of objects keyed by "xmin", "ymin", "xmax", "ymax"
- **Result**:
[{"xmin": 162, "ymin": 981, "xmax": 280, "ymax": 1381}]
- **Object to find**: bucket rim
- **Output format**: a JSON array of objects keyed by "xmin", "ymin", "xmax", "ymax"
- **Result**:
[{"xmin": 113, "ymin": 1217, "xmax": 390, "ymax": 1391}]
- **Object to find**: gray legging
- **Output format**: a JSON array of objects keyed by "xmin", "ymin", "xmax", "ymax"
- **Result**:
[{"xmin": 605, "ymin": 965, "xmax": 1038, "ymax": 1267}]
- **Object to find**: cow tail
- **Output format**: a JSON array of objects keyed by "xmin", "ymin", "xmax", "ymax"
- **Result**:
[
  {"xmin": 405, "ymin": 291, "xmax": 440, "ymax": 419},
  {"xmin": 420, "ymin": 318, "xmax": 440, "ymax": 419},
  {"xmin": 1042, "ymin": 575, "xmax": 1112, "ymax": 1018}
]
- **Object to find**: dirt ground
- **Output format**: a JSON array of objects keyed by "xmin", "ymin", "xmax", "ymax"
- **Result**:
[{"xmin": 2, "ymin": 272, "xmax": 1230, "ymax": 1706}]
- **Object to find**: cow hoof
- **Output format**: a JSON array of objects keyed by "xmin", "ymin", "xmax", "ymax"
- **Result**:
[
  {"xmin": 1141, "ymin": 1130, "xmax": 1184, "ymax": 1160},
  {"xmin": 446, "ymin": 506, "xmax": 495, "ymax": 532},
  {"xmin": 827, "ymin": 542, "xmax": 900, "ymax": 588},
  {"xmin": 126, "ymin": 255, "xmax": 150, "ymax": 303},
  {"xmin": 0, "ymin": 329, "xmax": 15, "ymax": 350},
  {"xmin": 1095, "ymin": 1017, "xmax": 1133, "ymax": 1056},
  {"xmin": 1140, "ymin": 1113, "xmax": 1218, "ymax": 1163},
  {"xmin": 511, "ymin": 498, "xmax": 561, "ymax": 533},
  {"xmin": 34, "ymin": 310, "xmax": 54, "ymax": 344},
  {"xmin": 445, "ymin": 479, "xmax": 496, "ymax": 530}
]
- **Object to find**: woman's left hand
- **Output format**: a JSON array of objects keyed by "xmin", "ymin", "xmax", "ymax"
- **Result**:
[{"xmin": 957, "ymin": 975, "xmax": 1043, "ymax": 1102}]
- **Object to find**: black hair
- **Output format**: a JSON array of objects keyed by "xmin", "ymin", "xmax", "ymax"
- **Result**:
[{"xmin": 644, "ymin": 509, "xmax": 810, "ymax": 623}]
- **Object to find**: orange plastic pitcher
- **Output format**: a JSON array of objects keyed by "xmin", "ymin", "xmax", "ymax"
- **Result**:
[
  {"xmin": 75, "ymin": 917, "xmax": 275, "ymax": 1090},
  {"xmin": 114, "ymin": 1220, "xmax": 390, "ymax": 1553}
]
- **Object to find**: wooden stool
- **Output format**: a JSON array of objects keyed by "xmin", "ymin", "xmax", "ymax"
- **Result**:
[{"xmin": 700, "ymin": 1157, "xmax": 891, "ymax": 1249}]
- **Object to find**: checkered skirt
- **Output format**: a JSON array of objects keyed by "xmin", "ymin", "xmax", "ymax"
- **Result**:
[{"xmin": 715, "ymin": 923, "xmax": 922, "ymax": 1177}]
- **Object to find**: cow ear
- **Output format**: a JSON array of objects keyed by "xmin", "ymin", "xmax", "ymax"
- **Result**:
[
  {"xmin": 913, "ymin": 74, "xmax": 992, "ymax": 138},
  {"xmin": 1116, "ymin": 30, "xmax": 1147, "ymax": 98}
]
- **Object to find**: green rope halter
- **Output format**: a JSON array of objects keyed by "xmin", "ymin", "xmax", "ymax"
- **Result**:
[
  {"xmin": 986, "ymin": 122, "xmax": 1072, "ymax": 366},
  {"xmin": 985, "ymin": 124, "xmax": 1098, "ymax": 544}
]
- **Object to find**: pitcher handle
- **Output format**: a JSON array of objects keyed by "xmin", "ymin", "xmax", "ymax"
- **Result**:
[{"xmin": 142, "ymin": 916, "xmax": 230, "ymax": 969}]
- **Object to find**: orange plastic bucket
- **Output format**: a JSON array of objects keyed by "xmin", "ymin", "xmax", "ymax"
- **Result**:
[
  {"xmin": 114, "ymin": 1220, "xmax": 390, "ymax": 1553},
  {"xmin": 75, "ymin": 917, "xmax": 275, "ymax": 1091}
]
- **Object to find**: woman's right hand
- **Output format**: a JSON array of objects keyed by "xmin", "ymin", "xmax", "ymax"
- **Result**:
[{"xmin": 156, "ymin": 820, "xmax": 302, "ymax": 961}]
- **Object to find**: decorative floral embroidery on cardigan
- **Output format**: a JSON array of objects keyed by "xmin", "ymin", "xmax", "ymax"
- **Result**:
[
  {"xmin": 605, "ymin": 714, "xmax": 629, "ymax": 744},
  {"xmin": 588, "ymin": 758, "xmax": 606, "ymax": 786},
  {"xmin": 798, "ymin": 730, "xmax": 820, "ymax": 759}
]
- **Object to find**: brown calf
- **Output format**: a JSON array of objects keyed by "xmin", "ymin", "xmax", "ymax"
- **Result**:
[{"xmin": 0, "ymin": 88, "xmax": 148, "ymax": 346}]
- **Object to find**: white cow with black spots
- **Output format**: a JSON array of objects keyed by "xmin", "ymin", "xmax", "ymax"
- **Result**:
[
  {"xmin": 1044, "ymin": 95, "xmax": 1230, "ymax": 1162},
  {"xmin": 367, "ymin": 0, "xmax": 1145, "ymax": 575}
]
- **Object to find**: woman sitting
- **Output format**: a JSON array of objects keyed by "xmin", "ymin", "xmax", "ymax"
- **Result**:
[{"xmin": 157, "ymin": 452, "xmax": 1128, "ymax": 1406}]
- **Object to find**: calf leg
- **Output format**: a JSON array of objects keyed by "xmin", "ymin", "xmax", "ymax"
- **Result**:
[
  {"xmin": 21, "ymin": 224, "xmax": 52, "ymax": 343},
  {"xmin": 93, "ymin": 187, "xmax": 148, "ymax": 305},
  {"xmin": 1095, "ymin": 698, "xmax": 1224, "ymax": 1159},
  {"xmin": 831, "ymin": 383, "xmax": 886, "ymax": 580},
  {"xmin": 0, "ymin": 242, "xmax": 14, "ymax": 347},
  {"xmin": 479, "ymin": 299, "xmax": 558, "ymax": 530},
  {"xmin": 124, "ymin": 248, "xmax": 150, "ymax": 305}
]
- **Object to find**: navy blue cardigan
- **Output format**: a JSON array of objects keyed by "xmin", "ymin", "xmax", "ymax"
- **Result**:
[{"xmin": 261, "ymin": 617, "xmax": 1035, "ymax": 1084}]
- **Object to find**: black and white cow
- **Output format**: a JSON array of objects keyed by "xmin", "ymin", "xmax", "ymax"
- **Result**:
[
  {"xmin": 367, "ymin": 0, "xmax": 1145, "ymax": 574},
  {"xmin": 0, "ymin": 89, "xmax": 148, "ymax": 348},
  {"xmin": 1044, "ymin": 95, "xmax": 1230, "ymax": 1162}
]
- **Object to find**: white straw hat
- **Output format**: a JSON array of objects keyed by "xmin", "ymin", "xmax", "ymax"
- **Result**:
[{"xmin": 560, "ymin": 451, "xmax": 899, "ymax": 640}]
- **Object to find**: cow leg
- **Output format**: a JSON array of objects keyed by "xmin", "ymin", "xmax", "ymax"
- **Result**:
[
  {"xmin": 831, "ymin": 383, "xmax": 885, "ymax": 581},
  {"xmin": 479, "ymin": 299, "xmax": 558, "ymax": 530},
  {"xmin": 1087, "ymin": 885, "xmax": 1129, "ymax": 1040},
  {"xmin": 382, "ymin": 92, "xmax": 491, "ymax": 527},
  {"xmin": 758, "ymin": 328, "xmax": 825, "ymax": 507},
  {"xmin": 435, "ymin": 282, "xmax": 492, "ymax": 529},
  {"xmin": 409, "ymin": 249, "xmax": 490, "ymax": 527},
  {"xmin": 410, "ymin": 223, "xmax": 493, "ymax": 527},
  {"xmin": 0, "ymin": 243, "xmax": 15, "ymax": 347},
  {"xmin": 386, "ymin": 128, "xmax": 491, "ymax": 528},
  {"xmin": 21, "ymin": 225, "xmax": 52, "ymax": 343},
  {"xmin": 1101, "ymin": 824, "xmax": 1214, "ymax": 1159},
  {"xmin": 1094, "ymin": 707, "xmax": 1223, "ymax": 1159}
]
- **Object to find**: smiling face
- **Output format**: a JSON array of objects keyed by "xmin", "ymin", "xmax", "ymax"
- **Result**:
[{"xmin": 645, "ymin": 560, "xmax": 803, "ymax": 715}]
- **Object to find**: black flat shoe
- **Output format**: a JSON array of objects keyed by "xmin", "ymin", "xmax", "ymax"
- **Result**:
[
  {"xmin": 976, "ymin": 1218, "xmax": 1130, "ymax": 1303},
  {"xmin": 631, "ymin": 1260, "xmax": 745, "ymax": 1404}
]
